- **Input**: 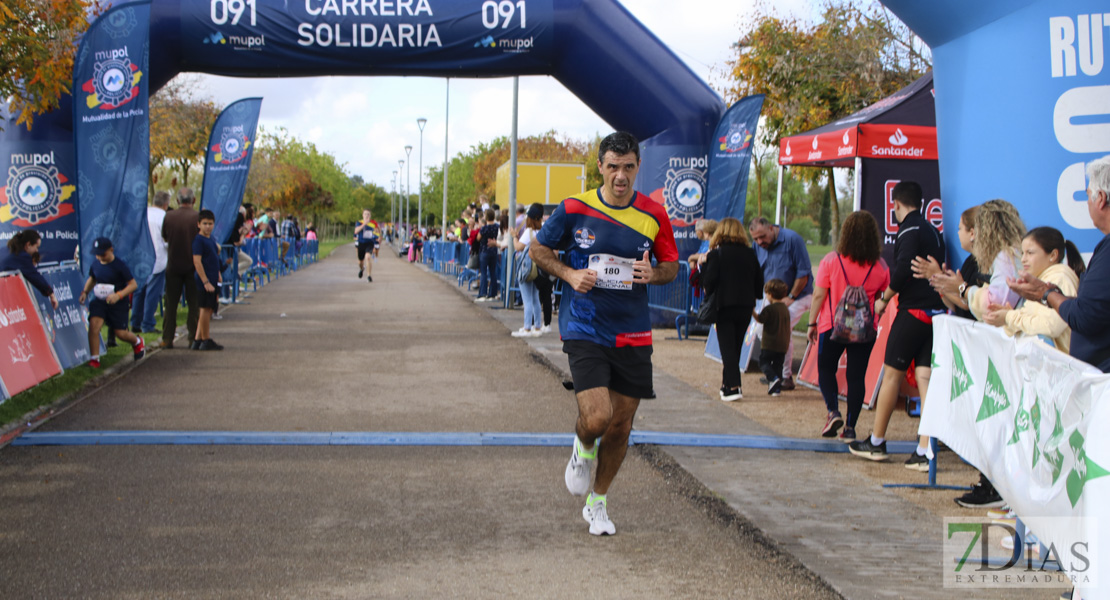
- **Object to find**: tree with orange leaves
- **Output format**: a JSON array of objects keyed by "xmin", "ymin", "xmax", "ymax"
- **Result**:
[
  {"xmin": 724, "ymin": 0, "xmax": 929, "ymax": 239},
  {"xmin": 0, "ymin": 0, "xmax": 105, "ymax": 130}
]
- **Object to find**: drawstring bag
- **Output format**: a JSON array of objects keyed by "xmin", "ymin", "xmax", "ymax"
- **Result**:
[{"xmin": 829, "ymin": 254, "xmax": 876, "ymax": 344}]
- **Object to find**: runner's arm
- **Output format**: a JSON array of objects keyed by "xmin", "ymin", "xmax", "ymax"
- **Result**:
[{"xmin": 529, "ymin": 239, "xmax": 596, "ymax": 293}]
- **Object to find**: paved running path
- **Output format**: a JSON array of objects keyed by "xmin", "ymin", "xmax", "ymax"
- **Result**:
[{"xmin": 0, "ymin": 247, "xmax": 836, "ymax": 599}]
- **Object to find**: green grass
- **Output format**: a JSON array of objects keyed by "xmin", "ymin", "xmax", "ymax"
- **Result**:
[{"xmin": 317, "ymin": 238, "xmax": 349, "ymax": 259}]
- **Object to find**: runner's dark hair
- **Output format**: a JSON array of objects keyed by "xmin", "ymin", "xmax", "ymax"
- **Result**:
[
  {"xmin": 891, "ymin": 181, "xmax": 923, "ymax": 210},
  {"xmin": 598, "ymin": 131, "xmax": 640, "ymax": 162}
]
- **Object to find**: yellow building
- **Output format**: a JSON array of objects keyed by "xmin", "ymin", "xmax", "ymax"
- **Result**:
[{"xmin": 495, "ymin": 161, "xmax": 586, "ymax": 207}]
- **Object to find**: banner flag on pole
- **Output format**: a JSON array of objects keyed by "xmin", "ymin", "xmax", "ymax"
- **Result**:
[
  {"xmin": 72, "ymin": 2, "xmax": 154, "ymax": 284},
  {"xmin": 921, "ymin": 316, "xmax": 1108, "ymax": 594},
  {"xmin": 704, "ymin": 95, "xmax": 764, "ymax": 222},
  {"xmin": 200, "ymin": 98, "xmax": 263, "ymax": 245}
]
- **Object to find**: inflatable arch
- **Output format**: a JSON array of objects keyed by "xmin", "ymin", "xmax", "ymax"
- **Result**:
[{"xmin": 1, "ymin": 0, "xmax": 725, "ymax": 268}]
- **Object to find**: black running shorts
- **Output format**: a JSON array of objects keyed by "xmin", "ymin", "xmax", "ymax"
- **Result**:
[
  {"xmin": 884, "ymin": 309, "xmax": 934, "ymax": 372},
  {"xmin": 564, "ymin": 339, "xmax": 654, "ymax": 400},
  {"xmin": 89, "ymin": 299, "xmax": 128, "ymax": 331},
  {"xmin": 357, "ymin": 243, "xmax": 374, "ymax": 261}
]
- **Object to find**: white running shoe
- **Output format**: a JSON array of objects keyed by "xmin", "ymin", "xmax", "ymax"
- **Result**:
[
  {"xmin": 511, "ymin": 328, "xmax": 532, "ymax": 337},
  {"xmin": 564, "ymin": 437, "xmax": 595, "ymax": 496},
  {"xmin": 582, "ymin": 497, "xmax": 616, "ymax": 536},
  {"xmin": 540, "ymin": 325, "xmax": 552, "ymax": 334},
  {"xmin": 528, "ymin": 328, "xmax": 543, "ymax": 337}
]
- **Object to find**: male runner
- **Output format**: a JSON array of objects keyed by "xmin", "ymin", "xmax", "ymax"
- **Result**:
[
  {"xmin": 530, "ymin": 131, "xmax": 679, "ymax": 536},
  {"xmin": 354, "ymin": 209, "xmax": 379, "ymax": 282}
]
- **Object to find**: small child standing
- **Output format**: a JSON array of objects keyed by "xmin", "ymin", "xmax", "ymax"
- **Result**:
[
  {"xmin": 754, "ymin": 279, "xmax": 792, "ymax": 396},
  {"xmin": 78, "ymin": 237, "xmax": 145, "ymax": 368},
  {"xmin": 192, "ymin": 210, "xmax": 224, "ymax": 351}
]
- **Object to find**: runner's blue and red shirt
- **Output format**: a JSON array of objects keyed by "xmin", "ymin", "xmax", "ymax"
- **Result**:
[
  {"xmin": 536, "ymin": 189, "xmax": 678, "ymax": 347},
  {"xmin": 359, "ymin": 220, "xmax": 380, "ymax": 244}
]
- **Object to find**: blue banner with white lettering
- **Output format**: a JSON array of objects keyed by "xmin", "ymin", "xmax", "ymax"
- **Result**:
[
  {"xmin": 32, "ymin": 265, "xmax": 94, "ymax": 370},
  {"xmin": 880, "ymin": 0, "xmax": 1110, "ymax": 260},
  {"xmin": 0, "ymin": 131, "xmax": 80, "ymax": 264},
  {"xmin": 200, "ymin": 98, "xmax": 263, "ymax": 245},
  {"xmin": 704, "ymin": 94, "xmax": 764, "ymax": 222},
  {"xmin": 178, "ymin": 0, "xmax": 556, "ymax": 76},
  {"xmin": 72, "ymin": 2, "xmax": 154, "ymax": 285}
]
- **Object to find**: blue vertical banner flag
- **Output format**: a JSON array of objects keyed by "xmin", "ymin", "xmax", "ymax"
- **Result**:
[
  {"xmin": 0, "ymin": 122, "xmax": 81, "ymax": 264},
  {"xmin": 200, "ymin": 98, "xmax": 263, "ymax": 245},
  {"xmin": 704, "ymin": 95, "xmax": 764, "ymax": 222},
  {"xmin": 72, "ymin": 2, "xmax": 154, "ymax": 284}
]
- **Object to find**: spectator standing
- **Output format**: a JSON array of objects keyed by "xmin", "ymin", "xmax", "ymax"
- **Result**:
[
  {"xmin": 686, "ymin": 218, "xmax": 718, "ymax": 269},
  {"xmin": 1, "ymin": 230, "xmax": 57, "ymax": 309},
  {"xmin": 806, "ymin": 211, "xmax": 890, "ymax": 441},
  {"xmin": 476, "ymin": 209, "xmax": 500, "ymax": 301},
  {"xmin": 160, "ymin": 188, "xmax": 200, "ymax": 348},
  {"xmin": 748, "ymin": 216, "xmax": 813, "ymax": 390},
  {"xmin": 1010, "ymin": 154, "xmax": 1110, "ymax": 373},
  {"xmin": 913, "ymin": 205, "xmax": 986, "ymax": 318},
  {"xmin": 848, "ymin": 181, "xmax": 945, "ymax": 468},
  {"xmin": 700, "ymin": 217, "xmax": 762, "ymax": 401},
  {"xmin": 984, "ymin": 227, "xmax": 1084, "ymax": 351},
  {"xmin": 130, "ymin": 191, "xmax": 169, "ymax": 334},
  {"xmin": 964, "ymin": 199, "xmax": 1025, "ymax": 321},
  {"xmin": 78, "ymin": 238, "xmax": 145, "ymax": 367},
  {"xmin": 191, "ymin": 210, "xmax": 223, "ymax": 351},
  {"xmin": 512, "ymin": 204, "xmax": 545, "ymax": 336}
]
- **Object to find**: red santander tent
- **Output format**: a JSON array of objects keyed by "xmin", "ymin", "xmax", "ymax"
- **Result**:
[{"xmin": 775, "ymin": 72, "xmax": 942, "ymax": 256}]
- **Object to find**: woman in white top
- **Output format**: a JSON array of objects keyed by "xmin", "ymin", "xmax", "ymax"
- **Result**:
[
  {"xmin": 965, "ymin": 199, "xmax": 1025, "ymax": 320},
  {"xmin": 512, "ymin": 203, "xmax": 545, "ymax": 337}
]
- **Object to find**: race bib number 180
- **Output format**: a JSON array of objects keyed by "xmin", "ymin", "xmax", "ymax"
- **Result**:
[{"xmin": 590, "ymin": 253, "xmax": 634, "ymax": 290}]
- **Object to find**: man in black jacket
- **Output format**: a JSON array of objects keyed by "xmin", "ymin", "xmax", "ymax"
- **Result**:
[{"xmin": 849, "ymin": 181, "xmax": 945, "ymax": 468}]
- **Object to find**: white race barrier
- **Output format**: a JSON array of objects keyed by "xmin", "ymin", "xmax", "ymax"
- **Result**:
[{"xmin": 922, "ymin": 315, "xmax": 1108, "ymax": 596}]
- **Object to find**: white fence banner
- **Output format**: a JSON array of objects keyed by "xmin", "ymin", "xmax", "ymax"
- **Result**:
[{"xmin": 922, "ymin": 315, "xmax": 1108, "ymax": 596}]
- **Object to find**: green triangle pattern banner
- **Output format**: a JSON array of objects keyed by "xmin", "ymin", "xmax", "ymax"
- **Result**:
[{"xmin": 918, "ymin": 316, "xmax": 1110, "ymax": 585}]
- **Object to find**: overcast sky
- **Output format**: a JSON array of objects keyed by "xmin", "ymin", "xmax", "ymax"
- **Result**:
[{"xmin": 194, "ymin": 0, "xmax": 811, "ymax": 192}]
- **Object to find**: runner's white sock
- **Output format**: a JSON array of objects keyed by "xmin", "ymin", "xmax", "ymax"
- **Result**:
[
  {"xmin": 870, "ymin": 434, "xmax": 885, "ymax": 446},
  {"xmin": 915, "ymin": 445, "xmax": 928, "ymax": 457},
  {"xmin": 131, "ymin": 338, "xmax": 141, "ymax": 347}
]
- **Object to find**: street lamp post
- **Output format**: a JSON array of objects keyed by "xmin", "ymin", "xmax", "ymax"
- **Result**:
[
  {"xmin": 417, "ymin": 118, "xmax": 426, "ymax": 235},
  {"xmin": 398, "ymin": 159, "xmax": 405, "ymax": 239},
  {"xmin": 391, "ymin": 171, "xmax": 397, "ymax": 239},
  {"xmin": 404, "ymin": 145, "xmax": 413, "ymax": 240}
]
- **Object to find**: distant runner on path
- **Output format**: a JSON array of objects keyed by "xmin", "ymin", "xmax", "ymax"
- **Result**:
[
  {"xmin": 530, "ymin": 131, "xmax": 679, "ymax": 536},
  {"xmin": 355, "ymin": 209, "xmax": 379, "ymax": 283}
]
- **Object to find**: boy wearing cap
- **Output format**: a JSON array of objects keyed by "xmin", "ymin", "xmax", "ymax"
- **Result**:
[
  {"xmin": 78, "ymin": 237, "xmax": 145, "ymax": 368},
  {"xmin": 192, "ymin": 210, "xmax": 224, "ymax": 351}
]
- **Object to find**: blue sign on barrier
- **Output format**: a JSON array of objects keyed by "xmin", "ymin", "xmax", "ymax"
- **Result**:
[{"xmin": 33, "ymin": 266, "xmax": 94, "ymax": 369}]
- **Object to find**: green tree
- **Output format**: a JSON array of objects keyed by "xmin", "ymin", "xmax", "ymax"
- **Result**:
[
  {"xmin": 150, "ymin": 76, "xmax": 220, "ymax": 197},
  {"xmin": 725, "ymin": 0, "xmax": 930, "ymax": 242}
]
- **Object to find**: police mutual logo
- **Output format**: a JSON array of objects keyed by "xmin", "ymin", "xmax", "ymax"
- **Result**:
[
  {"xmin": 213, "ymin": 126, "xmax": 251, "ymax": 165},
  {"xmin": 663, "ymin": 157, "xmax": 707, "ymax": 227},
  {"xmin": 718, "ymin": 124, "xmax": 752, "ymax": 154},
  {"xmin": 2, "ymin": 152, "xmax": 76, "ymax": 227},
  {"xmin": 574, "ymin": 227, "xmax": 596, "ymax": 249},
  {"xmin": 82, "ymin": 47, "xmax": 142, "ymax": 111}
]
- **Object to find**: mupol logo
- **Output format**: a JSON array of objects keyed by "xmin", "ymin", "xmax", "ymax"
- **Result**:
[
  {"xmin": 663, "ymin": 157, "xmax": 707, "ymax": 227},
  {"xmin": 475, "ymin": 35, "xmax": 496, "ymax": 48},
  {"xmin": 203, "ymin": 31, "xmax": 226, "ymax": 44},
  {"xmin": 3, "ymin": 152, "xmax": 75, "ymax": 227},
  {"xmin": 889, "ymin": 128, "xmax": 909, "ymax": 146},
  {"xmin": 81, "ymin": 46, "xmax": 142, "ymax": 111}
]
